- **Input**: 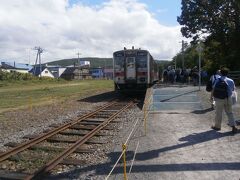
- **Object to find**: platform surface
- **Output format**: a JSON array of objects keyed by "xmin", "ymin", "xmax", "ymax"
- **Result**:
[{"xmin": 126, "ymin": 85, "xmax": 240, "ymax": 180}]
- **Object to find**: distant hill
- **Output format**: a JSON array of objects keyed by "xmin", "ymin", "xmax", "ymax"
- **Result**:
[
  {"xmin": 46, "ymin": 57, "xmax": 170, "ymax": 69},
  {"xmin": 46, "ymin": 57, "xmax": 113, "ymax": 68}
]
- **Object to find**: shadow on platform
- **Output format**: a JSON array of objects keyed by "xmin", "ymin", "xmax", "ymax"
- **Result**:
[
  {"xmin": 159, "ymin": 90, "xmax": 199, "ymax": 102},
  {"xmin": 48, "ymin": 130, "xmax": 239, "ymax": 179},
  {"xmin": 191, "ymin": 107, "xmax": 214, "ymax": 114}
]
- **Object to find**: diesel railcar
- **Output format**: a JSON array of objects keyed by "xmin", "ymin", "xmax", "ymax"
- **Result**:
[{"xmin": 113, "ymin": 47, "xmax": 159, "ymax": 93}]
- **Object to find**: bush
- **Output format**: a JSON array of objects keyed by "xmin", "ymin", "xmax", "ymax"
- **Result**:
[
  {"xmin": 0, "ymin": 71, "xmax": 65, "ymax": 83},
  {"xmin": 0, "ymin": 71, "xmax": 37, "ymax": 81}
]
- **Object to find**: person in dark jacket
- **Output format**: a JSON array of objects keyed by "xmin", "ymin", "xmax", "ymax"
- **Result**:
[{"xmin": 191, "ymin": 66, "xmax": 198, "ymax": 86}]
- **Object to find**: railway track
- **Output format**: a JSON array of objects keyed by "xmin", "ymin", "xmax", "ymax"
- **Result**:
[{"xmin": 0, "ymin": 99, "xmax": 135, "ymax": 179}]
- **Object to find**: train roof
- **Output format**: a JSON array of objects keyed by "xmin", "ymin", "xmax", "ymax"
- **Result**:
[{"xmin": 113, "ymin": 49, "xmax": 150, "ymax": 55}]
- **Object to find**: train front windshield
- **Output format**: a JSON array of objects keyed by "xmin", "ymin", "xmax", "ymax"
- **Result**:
[
  {"xmin": 136, "ymin": 56, "xmax": 147, "ymax": 68},
  {"xmin": 114, "ymin": 56, "xmax": 124, "ymax": 71}
]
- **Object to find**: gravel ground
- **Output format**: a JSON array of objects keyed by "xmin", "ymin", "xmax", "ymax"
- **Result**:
[{"xmin": 0, "ymin": 91, "xmax": 115, "ymax": 151}]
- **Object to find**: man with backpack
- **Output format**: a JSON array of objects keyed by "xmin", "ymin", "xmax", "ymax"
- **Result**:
[
  {"xmin": 212, "ymin": 67, "xmax": 238, "ymax": 134},
  {"xmin": 209, "ymin": 69, "xmax": 221, "ymax": 108}
]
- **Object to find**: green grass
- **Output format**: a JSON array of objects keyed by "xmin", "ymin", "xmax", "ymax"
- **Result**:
[{"xmin": 0, "ymin": 80, "xmax": 114, "ymax": 112}]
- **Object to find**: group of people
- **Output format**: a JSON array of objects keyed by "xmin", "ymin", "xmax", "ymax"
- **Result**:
[
  {"xmin": 162, "ymin": 66, "xmax": 191, "ymax": 84},
  {"xmin": 162, "ymin": 66, "xmax": 206, "ymax": 85},
  {"xmin": 208, "ymin": 67, "xmax": 238, "ymax": 134}
]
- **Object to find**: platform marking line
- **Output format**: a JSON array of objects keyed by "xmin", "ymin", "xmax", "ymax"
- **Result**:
[{"xmin": 153, "ymin": 94, "xmax": 197, "ymax": 97}]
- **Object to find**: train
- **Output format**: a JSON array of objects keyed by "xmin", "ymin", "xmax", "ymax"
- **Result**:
[{"xmin": 113, "ymin": 47, "xmax": 159, "ymax": 93}]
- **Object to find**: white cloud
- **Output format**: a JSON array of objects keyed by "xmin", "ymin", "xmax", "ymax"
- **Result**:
[
  {"xmin": 157, "ymin": 8, "xmax": 168, "ymax": 14},
  {"xmin": 0, "ymin": 0, "xmax": 184, "ymax": 64}
]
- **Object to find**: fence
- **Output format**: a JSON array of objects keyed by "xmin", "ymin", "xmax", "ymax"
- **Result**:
[
  {"xmin": 105, "ymin": 87, "xmax": 153, "ymax": 180},
  {"xmin": 143, "ymin": 88, "xmax": 153, "ymax": 135}
]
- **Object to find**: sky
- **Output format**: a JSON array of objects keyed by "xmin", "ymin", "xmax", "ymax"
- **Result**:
[{"xmin": 0, "ymin": 0, "xmax": 185, "ymax": 64}]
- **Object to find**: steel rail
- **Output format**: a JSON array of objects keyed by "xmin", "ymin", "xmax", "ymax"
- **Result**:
[
  {"xmin": 0, "ymin": 101, "xmax": 117, "ymax": 162},
  {"xmin": 26, "ymin": 101, "xmax": 134, "ymax": 180}
]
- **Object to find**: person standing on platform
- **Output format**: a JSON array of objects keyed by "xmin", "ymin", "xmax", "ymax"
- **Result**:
[
  {"xmin": 211, "ymin": 67, "xmax": 238, "ymax": 134},
  {"xmin": 210, "ymin": 69, "xmax": 221, "ymax": 108},
  {"xmin": 163, "ymin": 68, "xmax": 168, "ymax": 83},
  {"xmin": 191, "ymin": 66, "xmax": 199, "ymax": 86}
]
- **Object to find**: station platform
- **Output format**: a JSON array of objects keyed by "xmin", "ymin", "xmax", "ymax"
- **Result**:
[{"xmin": 127, "ymin": 85, "xmax": 240, "ymax": 180}]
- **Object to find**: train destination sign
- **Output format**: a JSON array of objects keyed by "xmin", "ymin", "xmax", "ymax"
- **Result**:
[
  {"xmin": 114, "ymin": 52, "xmax": 124, "ymax": 57},
  {"xmin": 125, "ymin": 50, "xmax": 136, "ymax": 56},
  {"xmin": 137, "ymin": 51, "xmax": 147, "ymax": 56}
]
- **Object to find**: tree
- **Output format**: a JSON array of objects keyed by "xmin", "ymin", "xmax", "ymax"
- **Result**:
[
  {"xmin": 172, "ymin": 44, "xmax": 203, "ymax": 70},
  {"xmin": 178, "ymin": 0, "xmax": 240, "ymax": 70}
]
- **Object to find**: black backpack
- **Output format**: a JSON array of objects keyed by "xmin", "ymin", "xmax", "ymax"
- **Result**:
[
  {"xmin": 213, "ymin": 78, "xmax": 229, "ymax": 99},
  {"xmin": 206, "ymin": 75, "xmax": 217, "ymax": 92},
  {"xmin": 206, "ymin": 80, "xmax": 213, "ymax": 92}
]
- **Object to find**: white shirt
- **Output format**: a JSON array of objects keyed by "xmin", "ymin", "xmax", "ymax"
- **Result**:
[{"xmin": 210, "ymin": 74, "xmax": 221, "ymax": 84}]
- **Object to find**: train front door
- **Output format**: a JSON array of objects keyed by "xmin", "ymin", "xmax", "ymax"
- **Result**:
[{"xmin": 126, "ymin": 57, "xmax": 136, "ymax": 81}]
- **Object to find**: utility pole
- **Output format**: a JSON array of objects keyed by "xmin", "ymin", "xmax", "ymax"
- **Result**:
[
  {"xmin": 174, "ymin": 58, "xmax": 177, "ymax": 70},
  {"xmin": 76, "ymin": 52, "xmax": 81, "ymax": 80},
  {"xmin": 76, "ymin": 52, "xmax": 81, "ymax": 65},
  {"xmin": 33, "ymin": 47, "xmax": 43, "ymax": 77},
  {"xmin": 180, "ymin": 40, "xmax": 188, "ymax": 69},
  {"xmin": 104, "ymin": 59, "xmax": 106, "ymax": 79},
  {"xmin": 196, "ymin": 42, "xmax": 203, "ymax": 91},
  {"xmin": 181, "ymin": 40, "xmax": 184, "ymax": 69}
]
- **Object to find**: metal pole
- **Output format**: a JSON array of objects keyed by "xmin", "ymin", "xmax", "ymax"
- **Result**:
[
  {"xmin": 197, "ymin": 43, "xmax": 203, "ymax": 91},
  {"xmin": 198, "ymin": 52, "xmax": 201, "ymax": 90},
  {"xmin": 39, "ymin": 50, "xmax": 42, "ymax": 77},
  {"xmin": 122, "ymin": 144, "xmax": 127, "ymax": 180},
  {"xmin": 104, "ymin": 59, "xmax": 106, "ymax": 79},
  {"xmin": 77, "ymin": 52, "xmax": 80, "ymax": 66},
  {"xmin": 175, "ymin": 58, "xmax": 177, "ymax": 70},
  {"xmin": 76, "ymin": 52, "xmax": 81, "ymax": 80},
  {"xmin": 33, "ymin": 52, "xmax": 39, "ymax": 75},
  {"xmin": 182, "ymin": 40, "xmax": 184, "ymax": 69}
]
